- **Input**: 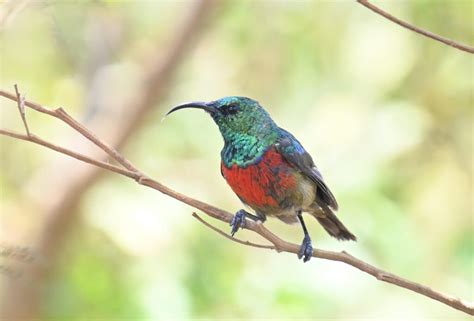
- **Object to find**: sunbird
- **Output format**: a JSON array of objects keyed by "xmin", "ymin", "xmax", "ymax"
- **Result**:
[{"xmin": 167, "ymin": 97, "xmax": 356, "ymax": 262}]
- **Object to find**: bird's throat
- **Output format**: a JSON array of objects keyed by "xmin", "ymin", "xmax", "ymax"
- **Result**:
[{"xmin": 221, "ymin": 132, "xmax": 278, "ymax": 168}]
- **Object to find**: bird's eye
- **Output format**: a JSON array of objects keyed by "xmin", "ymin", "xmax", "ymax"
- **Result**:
[{"xmin": 223, "ymin": 103, "xmax": 241, "ymax": 116}]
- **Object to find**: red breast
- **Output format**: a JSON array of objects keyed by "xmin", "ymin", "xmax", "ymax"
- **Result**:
[{"xmin": 221, "ymin": 148, "xmax": 297, "ymax": 209}]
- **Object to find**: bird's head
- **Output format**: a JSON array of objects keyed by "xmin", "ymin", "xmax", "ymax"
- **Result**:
[{"xmin": 167, "ymin": 96, "xmax": 277, "ymax": 141}]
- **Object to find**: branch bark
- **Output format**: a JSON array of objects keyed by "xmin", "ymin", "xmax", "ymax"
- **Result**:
[
  {"xmin": 1, "ymin": 89, "xmax": 472, "ymax": 316},
  {"xmin": 192, "ymin": 213, "xmax": 276, "ymax": 250},
  {"xmin": 0, "ymin": 1, "xmax": 218, "ymax": 319},
  {"xmin": 357, "ymin": 0, "xmax": 474, "ymax": 54}
]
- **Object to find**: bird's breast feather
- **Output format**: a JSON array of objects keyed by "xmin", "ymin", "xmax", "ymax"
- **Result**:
[{"xmin": 221, "ymin": 148, "xmax": 298, "ymax": 209}]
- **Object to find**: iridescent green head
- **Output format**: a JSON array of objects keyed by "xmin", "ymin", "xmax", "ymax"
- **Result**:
[{"xmin": 167, "ymin": 96, "xmax": 278, "ymax": 143}]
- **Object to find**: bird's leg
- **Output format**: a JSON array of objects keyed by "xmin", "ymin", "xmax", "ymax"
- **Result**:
[
  {"xmin": 297, "ymin": 211, "xmax": 313, "ymax": 262},
  {"xmin": 230, "ymin": 209, "xmax": 264, "ymax": 236}
]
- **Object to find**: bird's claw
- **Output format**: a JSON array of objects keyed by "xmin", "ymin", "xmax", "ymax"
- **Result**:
[
  {"xmin": 230, "ymin": 210, "xmax": 247, "ymax": 236},
  {"xmin": 298, "ymin": 234, "xmax": 313, "ymax": 263}
]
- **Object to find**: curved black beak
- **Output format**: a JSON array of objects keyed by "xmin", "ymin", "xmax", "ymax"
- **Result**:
[{"xmin": 166, "ymin": 101, "xmax": 217, "ymax": 116}]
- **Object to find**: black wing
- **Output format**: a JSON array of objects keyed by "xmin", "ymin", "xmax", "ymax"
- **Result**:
[{"xmin": 275, "ymin": 128, "xmax": 339, "ymax": 210}]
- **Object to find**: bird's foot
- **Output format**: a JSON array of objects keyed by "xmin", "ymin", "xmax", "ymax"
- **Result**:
[
  {"xmin": 298, "ymin": 234, "xmax": 313, "ymax": 263},
  {"xmin": 230, "ymin": 209, "xmax": 247, "ymax": 236}
]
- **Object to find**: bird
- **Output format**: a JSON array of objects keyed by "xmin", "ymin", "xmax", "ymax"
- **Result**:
[{"xmin": 166, "ymin": 96, "xmax": 356, "ymax": 262}]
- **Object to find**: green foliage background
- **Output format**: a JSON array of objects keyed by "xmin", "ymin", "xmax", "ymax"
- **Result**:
[{"xmin": 1, "ymin": 0, "xmax": 472, "ymax": 319}]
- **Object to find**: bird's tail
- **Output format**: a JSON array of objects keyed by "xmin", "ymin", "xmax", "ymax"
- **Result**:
[{"xmin": 312, "ymin": 205, "xmax": 356, "ymax": 241}]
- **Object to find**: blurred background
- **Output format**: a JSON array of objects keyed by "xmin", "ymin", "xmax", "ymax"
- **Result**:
[{"xmin": 0, "ymin": 0, "xmax": 472, "ymax": 320}]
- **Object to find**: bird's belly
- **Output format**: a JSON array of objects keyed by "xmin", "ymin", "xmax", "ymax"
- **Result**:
[{"xmin": 221, "ymin": 148, "xmax": 314, "ymax": 213}]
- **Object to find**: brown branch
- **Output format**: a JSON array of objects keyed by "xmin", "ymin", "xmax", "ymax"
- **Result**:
[
  {"xmin": 14, "ymin": 84, "xmax": 30, "ymax": 136},
  {"xmin": 192, "ymin": 213, "xmax": 275, "ymax": 250},
  {"xmin": 1, "ymin": 89, "xmax": 136, "ymax": 171},
  {"xmin": 1, "ymin": 90, "xmax": 472, "ymax": 316},
  {"xmin": 0, "ymin": 1, "xmax": 219, "ymax": 319},
  {"xmin": 357, "ymin": 0, "xmax": 474, "ymax": 54},
  {"xmin": 0, "ymin": 129, "xmax": 138, "ymax": 180}
]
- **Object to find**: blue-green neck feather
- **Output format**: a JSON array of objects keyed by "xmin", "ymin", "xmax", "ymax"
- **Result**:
[
  {"xmin": 220, "ymin": 125, "xmax": 279, "ymax": 168},
  {"xmin": 206, "ymin": 96, "xmax": 280, "ymax": 167}
]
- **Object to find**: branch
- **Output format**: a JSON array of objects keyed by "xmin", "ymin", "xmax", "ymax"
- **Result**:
[
  {"xmin": 357, "ymin": 0, "xmax": 474, "ymax": 54},
  {"xmin": 192, "ymin": 213, "xmax": 275, "ymax": 250},
  {"xmin": 1, "ymin": 89, "xmax": 472, "ymax": 316},
  {"xmin": 0, "ymin": 129, "xmax": 137, "ymax": 179},
  {"xmin": 14, "ymin": 84, "xmax": 30, "ymax": 136},
  {"xmin": 1, "ymin": 90, "xmax": 136, "ymax": 171},
  {"xmin": 0, "ymin": 1, "xmax": 219, "ymax": 319}
]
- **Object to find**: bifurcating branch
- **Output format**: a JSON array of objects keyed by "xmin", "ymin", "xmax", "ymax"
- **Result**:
[
  {"xmin": 0, "ymin": 1, "xmax": 218, "ymax": 319},
  {"xmin": 0, "ymin": 88, "xmax": 472, "ymax": 316}
]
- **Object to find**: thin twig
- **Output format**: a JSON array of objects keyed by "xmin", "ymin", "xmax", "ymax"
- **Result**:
[
  {"xmin": 54, "ymin": 107, "xmax": 138, "ymax": 172},
  {"xmin": 192, "ymin": 213, "xmax": 275, "ymax": 250},
  {"xmin": 2, "ymin": 89, "xmax": 137, "ymax": 171},
  {"xmin": 14, "ymin": 84, "xmax": 30, "ymax": 136},
  {"xmin": 357, "ymin": 0, "xmax": 474, "ymax": 54},
  {"xmin": 0, "ymin": 129, "xmax": 138, "ymax": 180},
  {"xmin": 0, "ymin": 89, "xmax": 472, "ymax": 316}
]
